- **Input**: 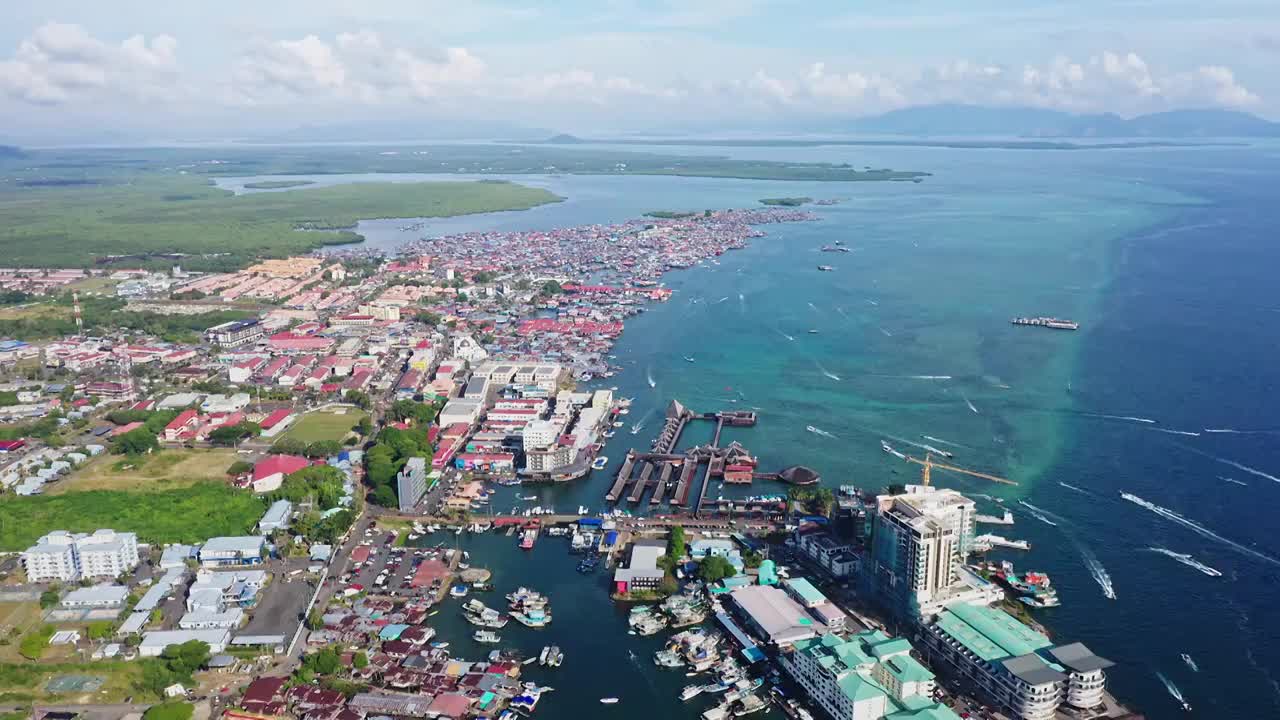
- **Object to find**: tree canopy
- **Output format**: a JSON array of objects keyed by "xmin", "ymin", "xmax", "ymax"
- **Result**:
[
  {"xmin": 112, "ymin": 426, "xmax": 158, "ymax": 455},
  {"xmin": 698, "ymin": 555, "xmax": 736, "ymax": 583},
  {"xmin": 143, "ymin": 703, "xmax": 193, "ymax": 720}
]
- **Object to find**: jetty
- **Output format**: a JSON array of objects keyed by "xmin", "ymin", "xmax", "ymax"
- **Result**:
[{"xmin": 604, "ymin": 399, "xmax": 816, "ymax": 517}]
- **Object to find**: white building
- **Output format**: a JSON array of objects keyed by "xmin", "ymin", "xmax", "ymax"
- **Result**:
[
  {"xmin": 60, "ymin": 584, "xmax": 130, "ymax": 609},
  {"xmin": 199, "ymin": 536, "xmax": 265, "ymax": 567},
  {"xmin": 139, "ymin": 629, "xmax": 231, "ymax": 657},
  {"xmin": 22, "ymin": 529, "xmax": 139, "ymax": 583},
  {"xmin": 797, "ymin": 530, "xmax": 860, "ymax": 579},
  {"xmin": 866, "ymin": 485, "xmax": 976, "ymax": 618}
]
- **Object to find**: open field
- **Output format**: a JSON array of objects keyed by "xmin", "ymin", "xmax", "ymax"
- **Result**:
[
  {"xmin": 279, "ymin": 408, "xmax": 366, "ymax": 445},
  {"xmin": 0, "ymin": 171, "xmax": 561, "ymax": 270},
  {"xmin": 0, "ymin": 603, "xmax": 43, "ymax": 664},
  {"xmin": 46, "ymin": 449, "xmax": 238, "ymax": 495},
  {"xmin": 0, "ymin": 659, "xmax": 151, "ymax": 704},
  {"xmin": 0, "ymin": 481, "xmax": 264, "ymax": 550}
]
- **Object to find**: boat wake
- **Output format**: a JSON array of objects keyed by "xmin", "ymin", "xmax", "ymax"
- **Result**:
[
  {"xmin": 815, "ymin": 363, "xmax": 841, "ymax": 381},
  {"xmin": 1203, "ymin": 427, "xmax": 1280, "ymax": 435},
  {"xmin": 1058, "ymin": 481, "xmax": 1089, "ymax": 495},
  {"xmin": 714, "ymin": 296, "xmax": 729, "ymax": 304},
  {"xmin": 806, "ymin": 425, "xmax": 837, "ymax": 439},
  {"xmin": 1220, "ymin": 476, "xmax": 1248, "ymax": 486},
  {"xmin": 1146, "ymin": 546, "xmax": 1223, "ymax": 577},
  {"xmin": 834, "ymin": 306, "xmax": 848, "ymax": 318},
  {"xmin": 1151, "ymin": 428, "xmax": 1202, "ymax": 437},
  {"xmin": 962, "ymin": 393, "xmax": 979, "ymax": 414},
  {"xmin": 738, "ymin": 293, "xmax": 746, "ymax": 312},
  {"xmin": 880, "ymin": 327, "xmax": 893, "ymax": 337},
  {"xmin": 1086, "ymin": 413, "xmax": 1157, "ymax": 424},
  {"xmin": 1017, "ymin": 501, "xmax": 1059, "ymax": 527},
  {"xmin": 1121, "ymin": 492, "xmax": 1280, "ymax": 568},
  {"xmin": 630, "ymin": 422, "xmax": 645, "ymax": 436},
  {"xmin": 922, "ymin": 435, "xmax": 968, "ymax": 450},
  {"xmin": 1175, "ymin": 442, "xmax": 1280, "ymax": 483},
  {"xmin": 777, "ymin": 328, "xmax": 795, "ymax": 342},
  {"xmin": 1156, "ymin": 672, "xmax": 1191, "ymax": 712},
  {"xmin": 1078, "ymin": 544, "xmax": 1116, "ymax": 599},
  {"xmin": 807, "ymin": 301, "xmax": 818, "ymax": 311},
  {"xmin": 866, "ymin": 299, "xmax": 879, "ymax": 306},
  {"xmin": 646, "ymin": 369, "xmax": 656, "ymax": 389},
  {"xmin": 909, "ymin": 375, "xmax": 952, "ymax": 380}
]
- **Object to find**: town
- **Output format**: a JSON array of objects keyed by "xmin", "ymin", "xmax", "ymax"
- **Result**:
[{"xmin": 0, "ymin": 207, "xmax": 1138, "ymax": 720}]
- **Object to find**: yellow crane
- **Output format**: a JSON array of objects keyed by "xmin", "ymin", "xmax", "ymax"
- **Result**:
[{"xmin": 905, "ymin": 453, "xmax": 1017, "ymax": 487}]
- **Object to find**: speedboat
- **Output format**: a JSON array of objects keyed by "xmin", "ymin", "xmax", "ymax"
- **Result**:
[
  {"xmin": 592, "ymin": 456, "xmax": 609, "ymax": 471},
  {"xmin": 681, "ymin": 685, "xmax": 704, "ymax": 701},
  {"xmin": 600, "ymin": 698, "xmax": 619, "ymax": 705}
]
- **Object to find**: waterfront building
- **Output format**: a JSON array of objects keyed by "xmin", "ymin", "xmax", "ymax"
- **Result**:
[
  {"xmin": 22, "ymin": 529, "xmax": 139, "ymax": 582},
  {"xmin": 864, "ymin": 485, "xmax": 976, "ymax": 619},
  {"xmin": 797, "ymin": 529, "xmax": 860, "ymax": 579},
  {"xmin": 779, "ymin": 630, "xmax": 958, "ymax": 720},
  {"xmin": 920, "ymin": 602, "xmax": 1113, "ymax": 720},
  {"xmin": 727, "ymin": 585, "xmax": 822, "ymax": 647},
  {"xmin": 612, "ymin": 539, "xmax": 665, "ymax": 594},
  {"xmin": 396, "ymin": 457, "xmax": 428, "ymax": 512}
]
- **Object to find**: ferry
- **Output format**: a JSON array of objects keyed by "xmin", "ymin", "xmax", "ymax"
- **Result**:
[
  {"xmin": 1010, "ymin": 316, "xmax": 1079, "ymax": 330},
  {"xmin": 592, "ymin": 456, "xmax": 609, "ymax": 471}
]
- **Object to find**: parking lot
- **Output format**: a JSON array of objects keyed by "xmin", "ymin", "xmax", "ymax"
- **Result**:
[
  {"xmin": 241, "ymin": 559, "xmax": 319, "ymax": 637},
  {"xmin": 337, "ymin": 526, "xmax": 454, "ymax": 600}
]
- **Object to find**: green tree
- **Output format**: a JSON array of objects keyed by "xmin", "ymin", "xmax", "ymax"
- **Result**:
[
  {"xmin": 161, "ymin": 640, "xmax": 211, "ymax": 679},
  {"xmin": 207, "ymin": 421, "xmax": 260, "ymax": 447},
  {"xmin": 226, "ymin": 460, "xmax": 254, "ymax": 476},
  {"xmin": 305, "ymin": 440, "xmax": 343, "ymax": 458},
  {"xmin": 370, "ymin": 484, "xmax": 398, "ymax": 508},
  {"xmin": 86, "ymin": 620, "xmax": 115, "ymax": 640},
  {"xmin": 539, "ymin": 280, "xmax": 562, "ymax": 296},
  {"xmin": 271, "ymin": 437, "xmax": 308, "ymax": 455},
  {"xmin": 698, "ymin": 556, "xmax": 736, "ymax": 583},
  {"xmin": 343, "ymin": 390, "xmax": 371, "ymax": 409},
  {"xmin": 38, "ymin": 589, "xmax": 60, "ymax": 609},
  {"xmin": 112, "ymin": 426, "xmax": 158, "ymax": 455},
  {"xmin": 143, "ymin": 703, "xmax": 193, "ymax": 720},
  {"xmin": 18, "ymin": 624, "xmax": 55, "ymax": 659},
  {"xmin": 659, "ymin": 575, "xmax": 678, "ymax": 596},
  {"xmin": 666, "ymin": 525, "xmax": 686, "ymax": 561},
  {"xmin": 353, "ymin": 651, "xmax": 369, "ymax": 669}
]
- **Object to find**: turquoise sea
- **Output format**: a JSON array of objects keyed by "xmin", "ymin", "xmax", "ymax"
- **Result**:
[{"xmin": 223, "ymin": 141, "xmax": 1280, "ymax": 717}]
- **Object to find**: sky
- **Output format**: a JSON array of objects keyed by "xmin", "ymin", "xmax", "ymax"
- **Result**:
[{"xmin": 2, "ymin": 0, "xmax": 1279, "ymax": 141}]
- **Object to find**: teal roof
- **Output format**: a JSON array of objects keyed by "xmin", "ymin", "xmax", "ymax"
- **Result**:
[
  {"xmin": 882, "ymin": 654, "xmax": 935, "ymax": 684},
  {"xmin": 869, "ymin": 637, "xmax": 913, "ymax": 659},
  {"xmin": 837, "ymin": 672, "xmax": 888, "ymax": 703},
  {"xmin": 935, "ymin": 603, "xmax": 1052, "ymax": 662},
  {"xmin": 758, "ymin": 559, "xmax": 778, "ymax": 585},
  {"xmin": 785, "ymin": 577, "xmax": 827, "ymax": 605},
  {"xmin": 857, "ymin": 629, "xmax": 891, "ymax": 645},
  {"xmin": 832, "ymin": 642, "xmax": 874, "ymax": 670}
]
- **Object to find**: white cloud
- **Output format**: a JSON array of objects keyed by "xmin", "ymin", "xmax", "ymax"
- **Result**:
[{"xmin": 0, "ymin": 22, "xmax": 178, "ymax": 105}]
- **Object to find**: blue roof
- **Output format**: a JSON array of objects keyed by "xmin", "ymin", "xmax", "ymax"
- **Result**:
[{"xmin": 578, "ymin": 518, "xmax": 603, "ymax": 527}]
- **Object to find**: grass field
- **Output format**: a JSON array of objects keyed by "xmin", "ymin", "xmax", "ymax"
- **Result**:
[
  {"xmin": 279, "ymin": 408, "xmax": 366, "ymax": 444},
  {"xmin": 46, "ymin": 449, "xmax": 238, "ymax": 495},
  {"xmin": 0, "ymin": 603, "xmax": 43, "ymax": 664},
  {"xmin": 0, "ymin": 174, "xmax": 561, "ymax": 270},
  {"xmin": 0, "ymin": 481, "xmax": 265, "ymax": 550},
  {"xmin": 0, "ymin": 659, "xmax": 150, "ymax": 704}
]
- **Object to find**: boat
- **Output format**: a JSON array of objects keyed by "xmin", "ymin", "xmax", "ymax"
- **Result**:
[
  {"xmin": 734, "ymin": 693, "xmax": 768, "ymax": 716},
  {"xmin": 430, "ymin": 641, "xmax": 450, "ymax": 649},
  {"xmin": 449, "ymin": 585, "xmax": 469, "ymax": 598},
  {"xmin": 807, "ymin": 329, "xmax": 818, "ymax": 334},
  {"xmin": 539, "ymin": 646, "xmax": 551, "ymax": 665},
  {"xmin": 545, "ymin": 646, "xmax": 563, "ymax": 667},
  {"xmin": 592, "ymin": 456, "xmax": 609, "ymax": 471},
  {"xmin": 519, "ymin": 528, "xmax": 538, "ymax": 550},
  {"xmin": 600, "ymin": 698, "xmax": 619, "ymax": 705},
  {"xmin": 684, "ymin": 356, "xmax": 696, "ymax": 363},
  {"xmin": 1181, "ymin": 653, "xmax": 1199, "ymax": 672},
  {"xmin": 817, "ymin": 265, "xmax": 834, "ymax": 271},
  {"xmin": 1010, "ymin": 316, "xmax": 1079, "ymax": 330},
  {"xmin": 512, "ymin": 607, "xmax": 552, "ymax": 628},
  {"xmin": 655, "ymin": 650, "xmax": 684, "ymax": 668},
  {"xmin": 473, "ymin": 630, "xmax": 501, "ymax": 644},
  {"xmin": 881, "ymin": 440, "xmax": 906, "ymax": 460},
  {"xmin": 681, "ymin": 685, "xmax": 705, "ymax": 701}
]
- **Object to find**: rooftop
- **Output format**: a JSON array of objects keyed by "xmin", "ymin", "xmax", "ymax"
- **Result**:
[{"xmin": 934, "ymin": 602, "xmax": 1052, "ymax": 663}]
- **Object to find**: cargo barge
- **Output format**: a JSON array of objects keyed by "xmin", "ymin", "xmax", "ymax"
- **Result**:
[{"xmin": 1011, "ymin": 316, "xmax": 1079, "ymax": 330}]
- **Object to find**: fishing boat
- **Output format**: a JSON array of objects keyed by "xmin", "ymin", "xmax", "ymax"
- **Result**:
[
  {"xmin": 681, "ymin": 685, "xmax": 705, "ymax": 701},
  {"xmin": 473, "ymin": 630, "xmax": 501, "ymax": 644},
  {"xmin": 655, "ymin": 650, "xmax": 684, "ymax": 668}
]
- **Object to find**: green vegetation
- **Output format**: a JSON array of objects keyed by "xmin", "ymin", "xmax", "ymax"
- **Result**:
[
  {"xmin": 0, "ymin": 172, "xmax": 561, "ymax": 270},
  {"xmin": 759, "ymin": 197, "xmax": 812, "ymax": 206},
  {"xmin": 698, "ymin": 555, "xmax": 737, "ymax": 583},
  {"xmin": 266, "ymin": 465, "xmax": 347, "ymax": 510},
  {"xmin": 643, "ymin": 210, "xmax": 698, "ymax": 219},
  {"xmin": 135, "ymin": 640, "xmax": 209, "ymax": 697},
  {"xmin": 788, "ymin": 486, "xmax": 835, "ymax": 516},
  {"xmin": 142, "ymin": 703, "xmax": 194, "ymax": 720},
  {"xmin": 279, "ymin": 408, "xmax": 367, "ymax": 445},
  {"xmin": 39, "ymin": 590, "xmax": 60, "ymax": 609},
  {"xmin": 666, "ymin": 525, "xmax": 686, "ymax": 561},
  {"xmin": 112, "ymin": 427, "xmax": 159, "ymax": 455},
  {"xmin": 207, "ymin": 420, "xmax": 260, "ymax": 446},
  {"xmin": 53, "ymin": 448, "xmax": 237, "ymax": 495},
  {"xmin": 364, "ymin": 414, "xmax": 436, "ymax": 508},
  {"xmin": 0, "ymin": 294, "xmax": 253, "ymax": 342},
  {"xmin": 0, "ymin": 659, "xmax": 149, "ymax": 703},
  {"xmin": 18, "ymin": 624, "xmax": 54, "ymax": 660},
  {"xmin": 243, "ymin": 180, "xmax": 315, "ymax": 189},
  {"xmin": 0, "ymin": 482, "xmax": 264, "ymax": 549}
]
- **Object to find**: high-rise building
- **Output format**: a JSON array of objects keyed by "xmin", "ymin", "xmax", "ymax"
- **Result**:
[
  {"xmin": 864, "ymin": 485, "xmax": 975, "ymax": 618},
  {"xmin": 396, "ymin": 457, "xmax": 428, "ymax": 512},
  {"xmin": 22, "ymin": 529, "xmax": 140, "ymax": 582}
]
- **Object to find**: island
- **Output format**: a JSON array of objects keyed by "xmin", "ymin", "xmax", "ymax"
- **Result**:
[
  {"xmin": 644, "ymin": 210, "xmax": 703, "ymax": 219},
  {"xmin": 242, "ymin": 180, "xmax": 316, "ymax": 189},
  {"xmin": 759, "ymin": 197, "xmax": 812, "ymax": 207}
]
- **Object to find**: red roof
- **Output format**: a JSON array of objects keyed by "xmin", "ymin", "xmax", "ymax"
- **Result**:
[
  {"xmin": 0, "ymin": 439, "xmax": 25, "ymax": 451},
  {"xmin": 351, "ymin": 546, "xmax": 371, "ymax": 564},
  {"xmin": 165, "ymin": 408, "xmax": 199, "ymax": 431},
  {"xmin": 252, "ymin": 454, "xmax": 310, "ymax": 481},
  {"xmin": 258, "ymin": 408, "xmax": 292, "ymax": 429},
  {"xmin": 242, "ymin": 677, "xmax": 287, "ymax": 705}
]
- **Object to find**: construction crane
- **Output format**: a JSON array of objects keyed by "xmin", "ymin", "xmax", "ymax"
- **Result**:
[{"xmin": 905, "ymin": 453, "xmax": 1017, "ymax": 487}]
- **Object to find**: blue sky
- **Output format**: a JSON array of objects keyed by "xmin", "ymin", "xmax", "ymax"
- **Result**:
[{"xmin": 2, "ymin": 0, "xmax": 1278, "ymax": 140}]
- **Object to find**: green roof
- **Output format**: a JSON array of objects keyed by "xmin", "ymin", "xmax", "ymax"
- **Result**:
[
  {"xmin": 885, "ymin": 703, "xmax": 964, "ymax": 720},
  {"xmin": 869, "ymin": 637, "xmax": 913, "ymax": 659},
  {"xmin": 882, "ymin": 654, "xmax": 935, "ymax": 684},
  {"xmin": 785, "ymin": 577, "xmax": 827, "ymax": 605},
  {"xmin": 832, "ymin": 642, "xmax": 874, "ymax": 670},
  {"xmin": 935, "ymin": 603, "xmax": 1052, "ymax": 662},
  {"xmin": 837, "ymin": 672, "xmax": 889, "ymax": 703}
]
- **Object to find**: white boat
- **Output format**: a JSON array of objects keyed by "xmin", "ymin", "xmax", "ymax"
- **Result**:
[
  {"xmin": 600, "ymin": 698, "xmax": 619, "ymax": 705},
  {"xmin": 592, "ymin": 456, "xmax": 609, "ymax": 470},
  {"xmin": 473, "ymin": 630, "xmax": 501, "ymax": 643},
  {"xmin": 681, "ymin": 685, "xmax": 704, "ymax": 701}
]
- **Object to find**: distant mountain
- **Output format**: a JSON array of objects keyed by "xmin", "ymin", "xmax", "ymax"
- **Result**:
[
  {"xmin": 852, "ymin": 104, "xmax": 1280, "ymax": 138},
  {"xmin": 542, "ymin": 133, "xmax": 585, "ymax": 144},
  {"xmin": 254, "ymin": 118, "xmax": 553, "ymax": 143}
]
